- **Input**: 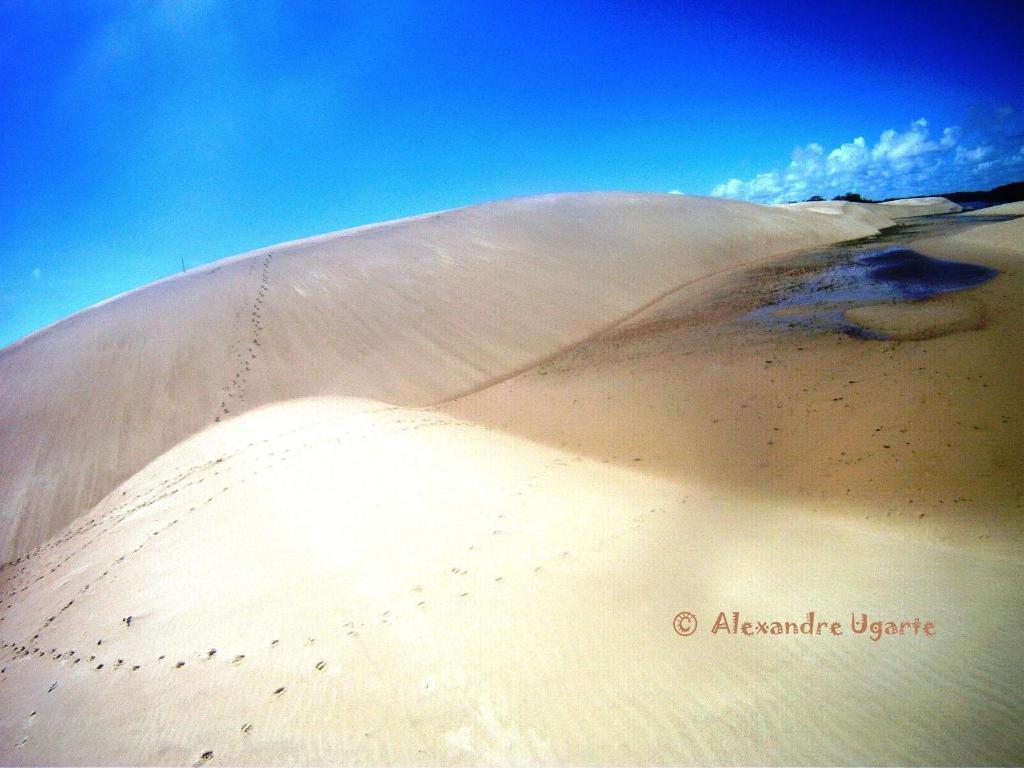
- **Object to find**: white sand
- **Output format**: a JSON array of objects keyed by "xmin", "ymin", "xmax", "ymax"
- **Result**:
[
  {"xmin": 784, "ymin": 199, "xmax": 901, "ymax": 230},
  {"xmin": 878, "ymin": 196, "xmax": 963, "ymax": 217},
  {"xmin": 0, "ymin": 193, "xmax": 892, "ymax": 564},
  {"xmin": 960, "ymin": 200, "xmax": 1024, "ymax": 217},
  {"xmin": 928, "ymin": 214, "xmax": 1024, "ymax": 252},
  {"xmin": 1, "ymin": 193, "xmax": 1021, "ymax": 764}
]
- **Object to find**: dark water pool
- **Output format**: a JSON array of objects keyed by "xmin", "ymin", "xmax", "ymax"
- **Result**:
[
  {"xmin": 748, "ymin": 246, "xmax": 1000, "ymax": 338},
  {"xmin": 858, "ymin": 248, "xmax": 998, "ymax": 299}
]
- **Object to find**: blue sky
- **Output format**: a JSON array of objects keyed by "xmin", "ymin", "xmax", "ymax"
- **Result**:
[{"xmin": 2, "ymin": 1, "xmax": 1023, "ymax": 348}]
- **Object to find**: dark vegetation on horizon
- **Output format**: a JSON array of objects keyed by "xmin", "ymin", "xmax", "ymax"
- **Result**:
[{"xmin": 787, "ymin": 180, "xmax": 1024, "ymax": 208}]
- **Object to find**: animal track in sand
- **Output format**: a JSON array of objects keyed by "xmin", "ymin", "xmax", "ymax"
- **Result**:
[
  {"xmin": 217, "ymin": 253, "xmax": 273, "ymax": 422},
  {"xmin": 16, "ymin": 477, "xmax": 234, "ymax": 649}
]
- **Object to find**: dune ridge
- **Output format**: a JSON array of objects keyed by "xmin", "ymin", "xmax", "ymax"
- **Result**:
[
  {"xmin": 922, "ymin": 215, "xmax": 1024, "ymax": 254},
  {"xmin": 2, "ymin": 392, "xmax": 1021, "ymax": 765},
  {"xmin": 960, "ymin": 200, "xmax": 1024, "ymax": 217},
  {"xmin": 2, "ymin": 192, "xmax": 1020, "ymax": 765},
  {"xmin": 1, "ymin": 193, "xmax": 899, "ymax": 563},
  {"xmin": 878, "ymin": 196, "xmax": 963, "ymax": 216}
]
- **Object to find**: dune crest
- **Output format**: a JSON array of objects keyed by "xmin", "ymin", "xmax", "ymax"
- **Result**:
[
  {"xmin": 878, "ymin": 196, "xmax": 962, "ymax": 216},
  {"xmin": 959, "ymin": 200, "xmax": 1024, "ymax": 217},
  {"xmin": 1, "ymin": 396, "xmax": 1021, "ymax": 765},
  {"xmin": 1, "ymin": 193, "xmax": 896, "ymax": 563},
  {"xmin": 1, "ymin": 192, "xmax": 1022, "ymax": 764}
]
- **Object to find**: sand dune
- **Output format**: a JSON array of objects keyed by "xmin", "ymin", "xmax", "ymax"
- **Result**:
[
  {"xmin": 0, "ymin": 193, "xmax": 895, "ymax": 564},
  {"xmin": 960, "ymin": 200, "xmax": 1024, "ymax": 217},
  {"xmin": 2, "ymin": 395, "xmax": 1021, "ymax": 765},
  {"xmin": 785, "ymin": 195, "xmax": 962, "ymax": 225},
  {"xmin": 878, "ymin": 196, "xmax": 963, "ymax": 217},
  {"xmin": 2, "ymin": 193, "xmax": 1021, "ymax": 764},
  {"xmin": 446, "ymin": 209, "xmax": 1022, "ymax": 524},
  {"xmin": 772, "ymin": 196, "xmax": 962, "ymax": 223},
  {"xmin": 927, "ymin": 215, "xmax": 1024, "ymax": 252},
  {"xmin": 784, "ymin": 199, "xmax": 901, "ymax": 230}
]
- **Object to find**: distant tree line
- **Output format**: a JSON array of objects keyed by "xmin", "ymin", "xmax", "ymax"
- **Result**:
[
  {"xmin": 802, "ymin": 192, "xmax": 872, "ymax": 203},
  {"xmin": 784, "ymin": 192, "xmax": 874, "ymax": 204},
  {"xmin": 788, "ymin": 180, "xmax": 1024, "ymax": 206},
  {"xmin": 925, "ymin": 180, "xmax": 1024, "ymax": 206}
]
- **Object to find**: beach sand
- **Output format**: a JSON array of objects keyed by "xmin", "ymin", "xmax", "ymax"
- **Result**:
[{"xmin": 1, "ymin": 194, "xmax": 1021, "ymax": 765}]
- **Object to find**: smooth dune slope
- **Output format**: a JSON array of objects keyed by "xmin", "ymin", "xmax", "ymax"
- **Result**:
[
  {"xmin": 1, "ymin": 396, "xmax": 1020, "ymax": 765},
  {"xmin": 446, "ymin": 211, "xmax": 1022, "ymax": 525},
  {"xmin": 783, "ymin": 199, "xmax": 900, "ymax": 230},
  {"xmin": 960, "ymin": 200, "xmax": 1024, "ymax": 217},
  {"xmin": 786, "ymin": 196, "xmax": 961, "ymax": 222},
  {"xmin": 929, "ymin": 215, "xmax": 1024, "ymax": 252},
  {"xmin": 0, "ymin": 193, "xmax": 895, "ymax": 563},
  {"xmin": 1, "ymin": 194, "xmax": 1021, "ymax": 765},
  {"xmin": 879, "ymin": 196, "xmax": 963, "ymax": 217}
]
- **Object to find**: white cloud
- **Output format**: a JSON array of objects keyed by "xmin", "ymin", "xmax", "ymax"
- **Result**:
[
  {"xmin": 710, "ymin": 178, "xmax": 745, "ymax": 197},
  {"xmin": 955, "ymin": 145, "xmax": 993, "ymax": 164},
  {"xmin": 870, "ymin": 118, "xmax": 944, "ymax": 170},
  {"xmin": 711, "ymin": 111, "xmax": 1024, "ymax": 203},
  {"xmin": 940, "ymin": 127, "xmax": 960, "ymax": 149},
  {"xmin": 827, "ymin": 136, "xmax": 869, "ymax": 175}
]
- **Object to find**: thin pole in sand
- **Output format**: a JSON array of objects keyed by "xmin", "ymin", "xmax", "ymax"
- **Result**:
[{"xmin": 180, "ymin": 256, "xmax": 187, "ymax": 273}]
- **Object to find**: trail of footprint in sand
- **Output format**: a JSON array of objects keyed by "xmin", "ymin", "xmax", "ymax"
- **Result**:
[{"xmin": 217, "ymin": 253, "xmax": 273, "ymax": 422}]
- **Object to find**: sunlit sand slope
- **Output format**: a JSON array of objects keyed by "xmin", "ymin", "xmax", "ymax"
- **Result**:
[
  {"xmin": 938, "ymin": 215, "xmax": 1024, "ymax": 251},
  {"xmin": 447, "ymin": 210, "xmax": 1022, "ymax": 524},
  {"xmin": 879, "ymin": 196, "xmax": 962, "ymax": 217},
  {"xmin": 2, "ymin": 194, "xmax": 1019, "ymax": 765},
  {"xmin": 788, "ymin": 196, "xmax": 962, "ymax": 220},
  {"xmin": 1, "ymin": 398, "xmax": 1020, "ymax": 765},
  {"xmin": 0, "ymin": 193, "xmax": 891, "ymax": 563},
  {"xmin": 783, "ymin": 200, "xmax": 899, "ymax": 230},
  {"xmin": 961, "ymin": 200, "xmax": 1024, "ymax": 217}
]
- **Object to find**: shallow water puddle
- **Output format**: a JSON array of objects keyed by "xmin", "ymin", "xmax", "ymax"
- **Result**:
[
  {"xmin": 859, "ymin": 249, "xmax": 998, "ymax": 298},
  {"xmin": 749, "ymin": 246, "xmax": 999, "ymax": 339}
]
